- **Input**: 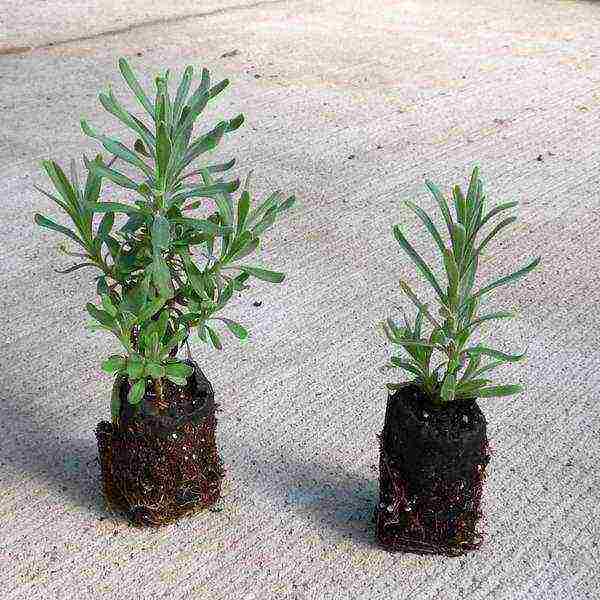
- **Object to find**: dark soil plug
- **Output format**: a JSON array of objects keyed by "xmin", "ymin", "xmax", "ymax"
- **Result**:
[
  {"xmin": 375, "ymin": 384, "xmax": 490, "ymax": 556},
  {"xmin": 96, "ymin": 360, "xmax": 224, "ymax": 527}
]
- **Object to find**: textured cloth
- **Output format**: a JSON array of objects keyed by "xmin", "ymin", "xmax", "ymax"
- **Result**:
[{"xmin": 1, "ymin": 1, "xmax": 599, "ymax": 599}]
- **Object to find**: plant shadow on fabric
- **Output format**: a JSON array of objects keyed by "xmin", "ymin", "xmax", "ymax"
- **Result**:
[
  {"xmin": 242, "ymin": 450, "xmax": 378, "ymax": 548},
  {"xmin": 0, "ymin": 384, "xmax": 107, "ymax": 518}
]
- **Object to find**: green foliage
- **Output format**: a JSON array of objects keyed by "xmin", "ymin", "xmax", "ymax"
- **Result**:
[
  {"xmin": 384, "ymin": 167, "xmax": 540, "ymax": 404},
  {"xmin": 34, "ymin": 57, "xmax": 296, "ymax": 408}
]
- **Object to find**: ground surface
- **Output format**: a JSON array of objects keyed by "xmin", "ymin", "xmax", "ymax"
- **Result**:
[{"xmin": 1, "ymin": 1, "xmax": 599, "ymax": 599}]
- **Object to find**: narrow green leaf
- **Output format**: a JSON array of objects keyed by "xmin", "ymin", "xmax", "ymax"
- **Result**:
[
  {"xmin": 87, "ymin": 202, "xmax": 141, "ymax": 215},
  {"xmin": 479, "ymin": 201, "xmax": 519, "ymax": 230},
  {"xmin": 472, "ymin": 257, "xmax": 540, "ymax": 299},
  {"xmin": 137, "ymin": 296, "xmax": 167, "ymax": 322},
  {"xmin": 118, "ymin": 58, "xmax": 155, "ymax": 117},
  {"xmin": 465, "ymin": 345, "xmax": 526, "ymax": 362},
  {"xmin": 215, "ymin": 318, "xmax": 249, "ymax": 340},
  {"xmin": 96, "ymin": 211, "xmax": 115, "ymax": 242},
  {"xmin": 111, "ymin": 381, "xmax": 121, "ymax": 422},
  {"xmin": 152, "ymin": 254, "xmax": 175, "ymax": 299},
  {"xmin": 238, "ymin": 265, "xmax": 285, "ymax": 283},
  {"xmin": 126, "ymin": 355, "xmax": 145, "ymax": 379},
  {"xmin": 229, "ymin": 237, "xmax": 259, "ymax": 262},
  {"xmin": 99, "ymin": 90, "xmax": 156, "ymax": 150},
  {"xmin": 474, "ymin": 384, "xmax": 523, "ymax": 398},
  {"xmin": 205, "ymin": 324, "xmax": 222, "ymax": 349},
  {"xmin": 89, "ymin": 162, "xmax": 139, "ymax": 190},
  {"xmin": 171, "ymin": 216, "xmax": 232, "ymax": 237},
  {"xmin": 442, "ymin": 249, "xmax": 459, "ymax": 305},
  {"xmin": 208, "ymin": 78, "xmax": 229, "ymax": 99},
  {"xmin": 34, "ymin": 184, "xmax": 71, "ymax": 216},
  {"xmin": 404, "ymin": 200, "xmax": 446, "ymax": 256},
  {"xmin": 389, "ymin": 358, "xmax": 426, "ymax": 377},
  {"xmin": 173, "ymin": 65, "xmax": 194, "ymax": 126},
  {"xmin": 101, "ymin": 294, "xmax": 118, "ymax": 316},
  {"xmin": 85, "ymin": 303, "xmax": 115, "ymax": 328},
  {"xmin": 236, "ymin": 190, "xmax": 250, "ymax": 234},
  {"xmin": 34, "ymin": 214, "xmax": 87, "ymax": 249},
  {"xmin": 146, "ymin": 362, "xmax": 166, "ymax": 378},
  {"xmin": 450, "ymin": 223, "xmax": 466, "ymax": 264},
  {"xmin": 440, "ymin": 372, "xmax": 456, "ymax": 402},
  {"xmin": 453, "ymin": 185, "xmax": 467, "ymax": 226},
  {"xmin": 393, "ymin": 225, "xmax": 445, "ymax": 302},
  {"xmin": 127, "ymin": 378, "xmax": 146, "ymax": 405},
  {"xmin": 425, "ymin": 179, "xmax": 453, "ymax": 236},
  {"xmin": 398, "ymin": 279, "xmax": 442, "ymax": 329},
  {"xmin": 152, "ymin": 214, "xmax": 170, "ymax": 251},
  {"xmin": 156, "ymin": 121, "xmax": 172, "ymax": 182},
  {"xmin": 226, "ymin": 113, "xmax": 244, "ymax": 132},
  {"xmin": 80, "ymin": 120, "xmax": 153, "ymax": 177},
  {"xmin": 101, "ymin": 355, "xmax": 126, "ymax": 374}
]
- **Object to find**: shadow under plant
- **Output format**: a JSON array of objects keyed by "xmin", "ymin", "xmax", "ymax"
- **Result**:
[
  {"xmin": 237, "ymin": 449, "xmax": 379, "ymax": 547},
  {"xmin": 0, "ymin": 380, "xmax": 107, "ymax": 519}
]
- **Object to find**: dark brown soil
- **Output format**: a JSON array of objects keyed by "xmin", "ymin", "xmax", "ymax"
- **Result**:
[
  {"xmin": 95, "ymin": 359, "xmax": 224, "ymax": 527},
  {"xmin": 375, "ymin": 382, "xmax": 490, "ymax": 556}
]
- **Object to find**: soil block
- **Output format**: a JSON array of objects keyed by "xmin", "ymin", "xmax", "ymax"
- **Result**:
[
  {"xmin": 95, "ymin": 359, "xmax": 224, "ymax": 527},
  {"xmin": 375, "ymin": 382, "xmax": 490, "ymax": 556}
]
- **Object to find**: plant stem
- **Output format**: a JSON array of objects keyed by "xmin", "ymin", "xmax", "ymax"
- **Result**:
[{"xmin": 154, "ymin": 377, "xmax": 168, "ymax": 411}]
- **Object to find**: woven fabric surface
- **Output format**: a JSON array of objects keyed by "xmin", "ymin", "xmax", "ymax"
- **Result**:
[{"xmin": 1, "ymin": 1, "xmax": 599, "ymax": 599}]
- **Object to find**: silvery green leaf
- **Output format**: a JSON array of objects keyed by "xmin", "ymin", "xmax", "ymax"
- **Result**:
[
  {"xmin": 214, "ymin": 318, "xmax": 249, "ymax": 340},
  {"xmin": 440, "ymin": 372, "xmax": 456, "ymax": 402},
  {"xmin": 172, "ymin": 65, "xmax": 193, "ymax": 126},
  {"xmin": 404, "ymin": 200, "xmax": 446, "ymax": 255},
  {"xmin": 151, "ymin": 253, "xmax": 174, "ymax": 299},
  {"xmin": 474, "ymin": 384, "xmax": 523, "ymax": 398},
  {"xmin": 393, "ymin": 226, "xmax": 445, "ymax": 302},
  {"xmin": 127, "ymin": 379, "xmax": 146, "ymax": 405},
  {"xmin": 237, "ymin": 265, "xmax": 285, "ymax": 283},
  {"xmin": 205, "ymin": 324, "xmax": 222, "ymax": 349},
  {"xmin": 248, "ymin": 190, "xmax": 282, "ymax": 226},
  {"xmin": 99, "ymin": 90, "xmax": 156, "ymax": 150},
  {"xmin": 101, "ymin": 355, "xmax": 126, "ymax": 374},
  {"xmin": 389, "ymin": 357, "xmax": 426, "ymax": 377},
  {"xmin": 156, "ymin": 121, "xmax": 172, "ymax": 183},
  {"xmin": 152, "ymin": 214, "xmax": 170, "ymax": 251},
  {"xmin": 472, "ymin": 257, "xmax": 540, "ymax": 300},
  {"xmin": 236, "ymin": 190, "xmax": 250, "ymax": 234},
  {"xmin": 34, "ymin": 214, "xmax": 87, "ymax": 249},
  {"xmin": 465, "ymin": 345, "xmax": 526, "ymax": 362},
  {"xmin": 81, "ymin": 120, "xmax": 153, "ymax": 177},
  {"xmin": 118, "ymin": 58, "xmax": 155, "ymax": 118},
  {"xmin": 452, "ymin": 184, "xmax": 467, "ymax": 226},
  {"xmin": 425, "ymin": 179, "xmax": 453, "ymax": 236},
  {"xmin": 479, "ymin": 201, "xmax": 519, "ymax": 231},
  {"xmin": 398, "ymin": 280, "xmax": 442, "ymax": 329},
  {"xmin": 450, "ymin": 222, "xmax": 466, "ymax": 264},
  {"xmin": 89, "ymin": 162, "xmax": 139, "ymax": 191}
]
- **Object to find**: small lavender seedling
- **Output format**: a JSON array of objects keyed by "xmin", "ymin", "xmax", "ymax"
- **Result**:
[
  {"xmin": 383, "ymin": 167, "xmax": 540, "ymax": 404},
  {"xmin": 34, "ymin": 58, "xmax": 296, "ymax": 420}
]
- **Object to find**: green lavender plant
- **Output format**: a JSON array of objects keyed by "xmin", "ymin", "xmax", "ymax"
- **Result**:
[
  {"xmin": 383, "ymin": 167, "xmax": 540, "ymax": 405},
  {"xmin": 34, "ymin": 58, "xmax": 295, "ymax": 419}
]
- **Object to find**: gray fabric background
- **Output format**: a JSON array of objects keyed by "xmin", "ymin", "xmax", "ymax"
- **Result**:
[{"xmin": 1, "ymin": 1, "xmax": 599, "ymax": 598}]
